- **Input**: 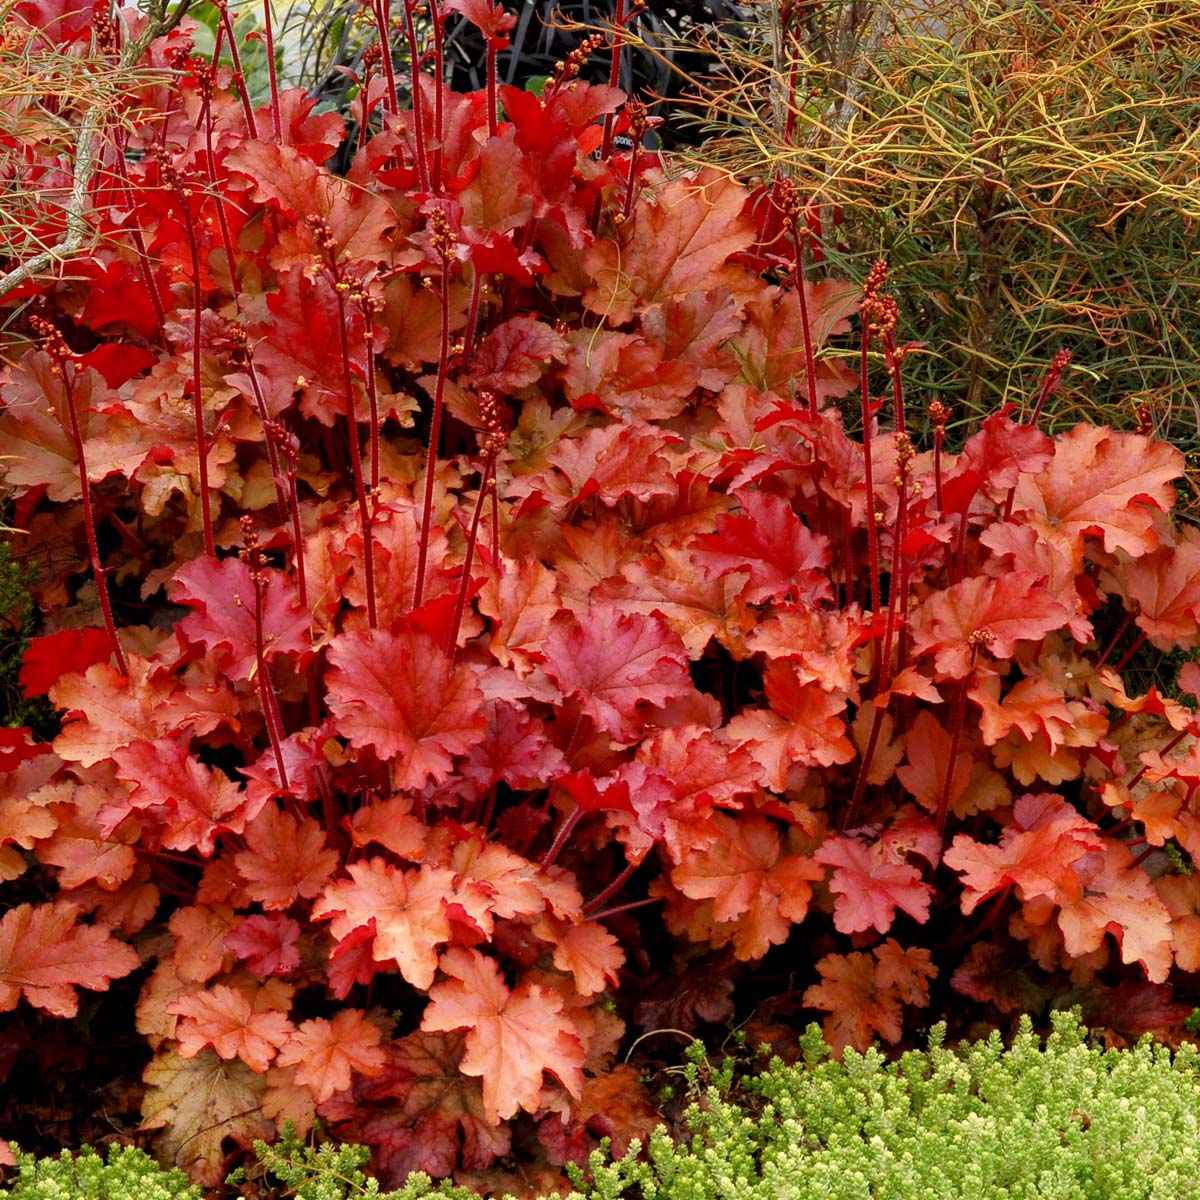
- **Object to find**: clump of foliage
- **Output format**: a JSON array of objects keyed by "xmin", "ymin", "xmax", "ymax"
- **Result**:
[
  {"xmin": 666, "ymin": 0, "xmax": 1200, "ymax": 442},
  {"xmin": 254, "ymin": 1011, "xmax": 1200, "ymax": 1199},
  {"xmin": 0, "ymin": 1144, "xmax": 200, "ymax": 1200},
  {"xmin": 4, "ymin": 0, "xmax": 1200, "ymax": 1194}
]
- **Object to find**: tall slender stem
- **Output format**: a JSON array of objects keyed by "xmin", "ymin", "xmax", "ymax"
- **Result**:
[{"xmin": 261, "ymin": 0, "xmax": 283, "ymax": 141}]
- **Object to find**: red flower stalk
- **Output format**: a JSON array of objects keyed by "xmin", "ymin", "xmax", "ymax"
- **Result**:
[
  {"xmin": 213, "ymin": 0, "xmax": 259, "ymax": 138},
  {"xmin": 859, "ymin": 258, "xmax": 891, "ymax": 611},
  {"xmin": 935, "ymin": 631, "xmax": 991, "ymax": 836},
  {"xmin": 446, "ymin": 392, "xmax": 505, "ymax": 657},
  {"xmin": 415, "ymin": 207, "xmax": 456, "ymax": 607},
  {"xmin": 599, "ymin": 0, "xmax": 629, "ymax": 160},
  {"xmin": 241, "ymin": 516, "xmax": 290, "ymax": 789},
  {"xmin": 160, "ymin": 156, "xmax": 216, "ymax": 557},
  {"xmin": 30, "ymin": 317, "xmax": 128, "ymax": 677},
  {"xmin": 260, "ymin": 0, "xmax": 283, "ymax": 141},
  {"xmin": 401, "ymin": 0, "xmax": 432, "ymax": 193},
  {"xmin": 369, "ymin": 2, "xmax": 400, "ymax": 118}
]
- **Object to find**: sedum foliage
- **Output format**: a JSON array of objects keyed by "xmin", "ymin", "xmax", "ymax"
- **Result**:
[
  {"xmin": 0, "ymin": 1144, "xmax": 199, "ymax": 1200},
  {"xmin": 255, "ymin": 1012, "xmax": 1200, "ymax": 1200}
]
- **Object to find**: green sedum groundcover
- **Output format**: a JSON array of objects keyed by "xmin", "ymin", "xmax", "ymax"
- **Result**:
[{"xmin": 6, "ymin": 1013, "xmax": 1200, "ymax": 1200}]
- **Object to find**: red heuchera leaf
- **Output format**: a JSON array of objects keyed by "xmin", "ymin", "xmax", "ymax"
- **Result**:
[
  {"xmin": 321, "ymin": 1032, "xmax": 511, "ymax": 1186},
  {"xmin": 234, "ymin": 802, "xmax": 340, "ymax": 911},
  {"xmin": 443, "ymin": 0, "xmax": 517, "ymax": 37},
  {"xmin": 170, "ymin": 556, "xmax": 312, "ymax": 682},
  {"xmin": 277, "ymin": 1010, "xmax": 387, "ymax": 1104},
  {"xmin": 169, "ymin": 983, "xmax": 295, "ymax": 1073},
  {"xmin": 312, "ymin": 858, "xmax": 457, "ymax": 991},
  {"xmin": 0, "ymin": 901, "xmax": 139, "ymax": 1018},
  {"xmin": 0, "ymin": 727, "xmax": 51, "ymax": 774},
  {"xmin": 111, "ymin": 737, "xmax": 248, "ymax": 856},
  {"xmin": 541, "ymin": 605, "xmax": 694, "ymax": 743},
  {"xmin": 1010, "ymin": 425, "xmax": 1182, "ymax": 557},
  {"xmin": 813, "ymin": 836, "xmax": 934, "ymax": 934},
  {"xmin": 909, "ymin": 573, "xmax": 1073, "ymax": 678},
  {"xmin": 325, "ymin": 627, "xmax": 487, "ymax": 788},
  {"xmin": 227, "ymin": 914, "xmax": 303, "ymax": 978},
  {"xmin": 952, "ymin": 410, "xmax": 1054, "ymax": 492},
  {"xmin": 421, "ymin": 947, "xmax": 584, "ymax": 1122},
  {"xmin": 944, "ymin": 792, "xmax": 1104, "ymax": 913},
  {"xmin": 20, "ymin": 628, "xmax": 113, "ymax": 697},
  {"xmin": 691, "ymin": 489, "xmax": 831, "ymax": 605}
]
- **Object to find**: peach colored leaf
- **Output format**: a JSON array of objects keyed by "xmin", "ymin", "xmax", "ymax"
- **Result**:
[
  {"xmin": 169, "ymin": 983, "xmax": 295, "ymax": 1073},
  {"xmin": 326, "ymin": 627, "xmax": 487, "ymax": 788},
  {"xmin": 1054, "ymin": 841, "xmax": 1173, "ymax": 984},
  {"xmin": 909, "ymin": 573, "xmax": 1072, "ymax": 678},
  {"xmin": 0, "ymin": 901, "xmax": 139, "ymax": 1018},
  {"xmin": 168, "ymin": 903, "xmax": 237, "ymax": 984},
  {"xmin": 277, "ymin": 1010, "xmax": 387, "ymax": 1103},
  {"xmin": 725, "ymin": 664, "xmax": 855, "ymax": 790},
  {"xmin": 234, "ymin": 801, "xmax": 340, "ymax": 910},
  {"xmin": 312, "ymin": 858, "xmax": 456, "ymax": 990},
  {"xmin": 583, "ymin": 167, "xmax": 758, "ymax": 324},
  {"xmin": 671, "ymin": 813, "xmax": 822, "ymax": 960},
  {"xmin": 802, "ymin": 950, "xmax": 903, "ymax": 1053},
  {"xmin": 422, "ymin": 947, "xmax": 584, "ymax": 1121},
  {"xmin": 1011, "ymin": 424, "xmax": 1181, "ymax": 557},
  {"xmin": 552, "ymin": 922, "xmax": 624, "ymax": 996}
]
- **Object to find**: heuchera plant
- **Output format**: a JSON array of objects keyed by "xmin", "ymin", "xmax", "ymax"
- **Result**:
[{"xmin": 4, "ymin": 0, "xmax": 1200, "ymax": 1191}]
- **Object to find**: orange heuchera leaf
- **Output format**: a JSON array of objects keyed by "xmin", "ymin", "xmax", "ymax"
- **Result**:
[
  {"xmin": 551, "ymin": 921, "xmax": 624, "ymax": 996},
  {"xmin": 671, "ymin": 813, "xmax": 822, "ymax": 960},
  {"xmin": 234, "ymin": 801, "xmax": 340, "ymax": 910},
  {"xmin": 944, "ymin": 793, "xmax": 1104, "ymax": 914},
  {"xmin": 50, "ymin": 655, "xmax": 237, "ymax": 768},
  {"xmin": 277, "ymin": 1010, "xmax": 387, "ymax": 1104},
  {"xmin": 541, "ymin": 605, "xmax": 694, "ymax": 743},
  {"xmin": 583, "ymin": 167, "xmax": 757, "ymax": 324},
  {"xmin": 312, "ymin": 858, "xmax": 456, "ymax": 990},
  {"xmin": 1157, "ymin": 874, "xmax": 1200, "ymax": 974},
  {"xmin": 1011, "ymin": 424, "xmax": 1182, "ymax": 557},
  {"xmin": 0, "ymin": 900, "xmax": 139, "ymax": 1018},
  {"xmin": 1111, "ymin": 525, "xmax": 1200, "ymax": 647},
  {"xmin": 909, "ymin": 572, "xmax": 1072, "ymax": 678},
  {"xmin": 168, "ymin": 903, "xmax": 237, "ymax": 983},
  {"xmin": 1052, "ymin": 841, "xmax": 1173, "ymax": 984},
  {"xmin": 813, "ymin": 836, "xmax": 933, "ymax": 935},
  {"xmin": 803, "ymin": 941, "xmax": 935, "ymax": 1054},
  {"xmin": 325, "ymin": 627, "xmax": 487, "ymax": 789},
  {"xmin": 477, "ymin": 555, "xmax": 560, "ymax": 675},
  {"xmin": 169, "ymin": 982, "xmax": 295, "ymax": 1073},
  {"xmin": 421, "ymin": 947, "xmax": 584, "ymax": 1122},
  {"xmin": 725, "ymin": 662, "xmax": 855, "ymax": 791}
]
